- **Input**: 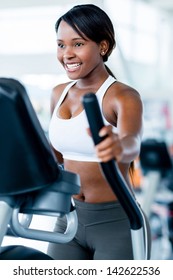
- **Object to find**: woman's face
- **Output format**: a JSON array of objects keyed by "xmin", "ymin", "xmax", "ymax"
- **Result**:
[{"xmin": 56, "ymin": 20, "xmax": 104, "ymax": 80}]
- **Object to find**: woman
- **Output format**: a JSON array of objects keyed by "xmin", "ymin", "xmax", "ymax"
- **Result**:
[{"xmin": 48, "ymin": 4, "xmax": 150, "ymax": 260}]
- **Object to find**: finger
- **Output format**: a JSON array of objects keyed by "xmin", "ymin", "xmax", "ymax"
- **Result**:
[
  {"xmin": 96, "ymin": 137, "xmax": 113, "ymax": 151},
  {"xmin": 99, "ymin": 125, "xmax": 112, "ymax": 137},
  {"xmin": 96, "ymin": 143, "xmax": 123, "ymax": 162},
  {"xmin": 97, "ymin": 146, "xmax": 114, "ymax": 158}
]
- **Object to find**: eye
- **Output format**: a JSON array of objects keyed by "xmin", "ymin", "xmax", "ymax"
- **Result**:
[
  {"xmin": 57, "ymin": 42, "xmax": 65, "ymax": 49},
  {"xmin": 75, "ymin": 42, "xmax": 84, "ymax": 47}
]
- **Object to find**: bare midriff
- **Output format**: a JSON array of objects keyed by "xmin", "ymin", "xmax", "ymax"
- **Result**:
[{"xmin": 64, "ymin": 159, "xmax": 131, "ymax": 203}]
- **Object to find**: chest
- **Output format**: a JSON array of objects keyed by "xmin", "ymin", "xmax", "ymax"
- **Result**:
[{"xmin": 56, "ymin": 84, "xmax": 101, "ymax": 119}]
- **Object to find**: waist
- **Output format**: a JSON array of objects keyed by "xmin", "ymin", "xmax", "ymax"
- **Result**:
[
  {"xmin": 73, "ymin": 198, "xmax": 120, "ymax": 210},
  {"xmin": 72, "ymin": 198, "xmax": 128, "ymax": 224},
  {"xmin": 64, "ymin": 159, "xmax": 118, "ymax": 202}
]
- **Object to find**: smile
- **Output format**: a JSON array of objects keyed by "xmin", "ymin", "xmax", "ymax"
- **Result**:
[{"xmin": 65, "ymin": 63, "xmax": 81, "ymax": 71}]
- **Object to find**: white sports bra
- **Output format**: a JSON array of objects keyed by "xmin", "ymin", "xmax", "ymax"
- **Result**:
[{"xmin": 49, "ymin": 75, "xmax": 117, "ymax": 162}]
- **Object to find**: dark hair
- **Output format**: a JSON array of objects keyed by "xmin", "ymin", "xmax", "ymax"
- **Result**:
[{"xmin": 55, "ymin": 4, "xmax": 116, "ymax": 63}]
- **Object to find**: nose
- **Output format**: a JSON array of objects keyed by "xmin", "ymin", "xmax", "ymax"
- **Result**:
[{"xmin": 63, "ymin": 46, "xmax": 75, "ymax": 59}]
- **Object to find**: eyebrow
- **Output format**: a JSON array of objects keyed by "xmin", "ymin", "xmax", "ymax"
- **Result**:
[{"xmin": 57, "ymin": 37, "xmax": 86, "ymax": 41}]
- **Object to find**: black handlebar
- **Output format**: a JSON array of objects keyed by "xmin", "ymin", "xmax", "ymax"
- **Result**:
[{"xmin": 82, "ymin": 93, "xmax": 143, "ymax": 230}]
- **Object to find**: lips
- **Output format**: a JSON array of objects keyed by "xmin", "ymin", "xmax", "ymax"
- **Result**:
[{"xmin": 64, "ymin": 63, "xmax": 81, "ymax": 71}]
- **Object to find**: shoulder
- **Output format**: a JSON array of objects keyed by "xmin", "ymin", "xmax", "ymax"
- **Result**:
[
  {"xmin": 108, "ymin": 81, "xmax": 143, "ymax": 108},
  {"xmin": 50, "ymin": 81, "xmax": 72, "ymax": 113},
  {"xmin": 110, "ymin": 80, "xmax": 141, "ymax": 98},
  {"xmin": 103, "ymin": 80, "xmax": 143, "ymax": 124}
]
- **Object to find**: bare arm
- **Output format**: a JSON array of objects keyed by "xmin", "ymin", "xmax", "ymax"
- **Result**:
[{"xmin": 95, "ymin": 83, "xmax": 143, "ymax": 164}]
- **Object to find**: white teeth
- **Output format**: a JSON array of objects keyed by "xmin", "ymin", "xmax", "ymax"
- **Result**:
[{"xmin": 66, "ymin": 63, "xmax": 80, "ymax": 69}]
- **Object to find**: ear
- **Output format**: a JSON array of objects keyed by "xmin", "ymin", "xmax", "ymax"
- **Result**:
[{"xmin": 99, "ymin": 40, "xmax": 109, "ymax": 56}]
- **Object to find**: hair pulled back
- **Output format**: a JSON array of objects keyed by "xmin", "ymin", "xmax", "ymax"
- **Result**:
[{"xmin": 55, "ymin": 4, "xmax": 116, "ymax": 62}]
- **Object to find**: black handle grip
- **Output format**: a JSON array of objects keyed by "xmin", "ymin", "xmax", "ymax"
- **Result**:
[
  {"xmin": 81, "ymin": 92, "xmax": 106, "ymax": 144},
  {"xmin": 82, "ymin": 93, "xmax": 143, "ymax": 230}
]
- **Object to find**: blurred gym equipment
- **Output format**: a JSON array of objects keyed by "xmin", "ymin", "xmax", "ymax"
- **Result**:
[
  {"xmin": 0, "ymin": 78, "xmax": 80, "ymax": 259},
  {"xmin": 140, "ymin": 138, "xmax": 173, "ymax": 259}
]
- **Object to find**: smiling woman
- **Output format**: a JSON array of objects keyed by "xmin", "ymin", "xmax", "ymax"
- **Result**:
[
  {"xmin": 56, "ymin": 20, "xmax": 107, "ymax": 80},
  {"xmin": 47, "ymin": 4, "xmax": 151, "ymax": 260}
]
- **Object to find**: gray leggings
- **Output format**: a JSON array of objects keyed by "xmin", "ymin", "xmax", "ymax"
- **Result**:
[{"xmin": 47, "ymin": 199, "xmax": 151, "ymax": 260}]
